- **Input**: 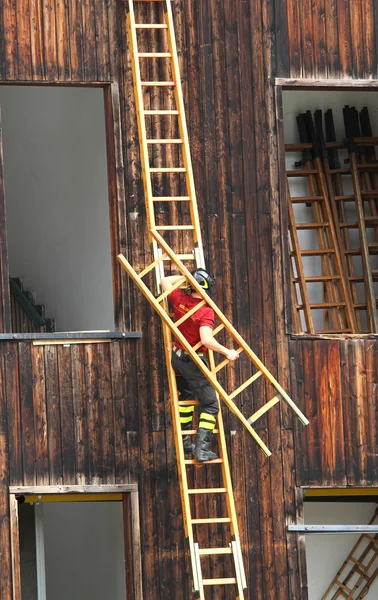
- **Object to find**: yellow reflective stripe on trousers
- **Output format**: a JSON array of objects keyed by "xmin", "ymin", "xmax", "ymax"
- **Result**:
[
  {"xmin": 199, "ymin": 413, "xmax": 216, "ymax": 422},
  {"xmin": 198, "ymin": 420, "xmax": 215, "ymax": 430},
  {"xmin": 179, "ymin": 405, "xmax": 195, "ymax": 413},
  {"xmin": 180, "ymin": 415, "xmax": 194, "ymax": 424}
]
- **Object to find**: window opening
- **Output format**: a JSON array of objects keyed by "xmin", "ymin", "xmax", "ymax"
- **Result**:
[
  {"xmin": 283, "ymin": 90, "xmax": 378, "ymax": 334},
  {"xmin": 0, "ymin": 86, "xmax": 115, "ymax": 334}
]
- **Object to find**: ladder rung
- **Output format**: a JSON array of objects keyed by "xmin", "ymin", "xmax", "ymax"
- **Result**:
[
  {"xmin": 163, "ymin": 253, "xmax": 195, "ymax": 260},
  {"xmin": 144, "ymin": 110, "xmax": 179, "ymax": 115},
  {"xmin": 175, "ymin": 300, "xmax": 206, "ymax": 327},
  {"xmin": 297, "ymin": 302, "xmax": 346, "ymax": 309},
  {"xmin": 286, "ymin": 170, "xmax": 318, "ymax": 176},
  {"xmin": 349, "ymin": 276, "xmax": 364, "ymax": 282},
  {"xmin": 199, "ymin": 547, "xmax": 232, "ymax": 556},
  {"xmin": 192, "ymin": 518, "xmax": 231, "ymax": 524},
  {"xmin": 138, "ymin": 253, "xmax": 167, "ymax": 279},
  {"xmin": 298, "ymin": 249, "xmax": 335, "ymax": 256},
  {"xmin": 192, "ymin": 324, "xmax": 225, "ymax": 353},
  {"xmin": 293, "ymin": 275, "xmax": 341, "ymax": 283},
  {"xmin": 248, "ymin": 395, "xmax": 282, "ymax": 424},
  {"xmin": 141, "ymin": 81, "xmax": 176, "ymax": 87},
  {"xmin": 296, "ymin": 222, "xmax": 330, "ymax": 229},
  {"xmin": 185, "ymin": 458, "xmax": 223, "ymax": 465},
  {"xmin": 152, "ymin": 196, "xmax": 190, "ymax": 201},
  {"xmin": 150, "ymin": 167, "xmax": 187, "ymax": 172},
  {"xmin": 155, "ymin": 225, "xmax": 195, "ymax": 230},
  {"xmin": 334, "ymin": 195, "xmax": 355, "ymax": 201},
  {"xmin": 329, "ymin": 168, "xmax": 351, "ymax": 174},
  {"xmin": 361, "ymin": 190, "xmax": 378, "ymax": 197},
  {"xmin": 147, "ymin": 139, "xmax": 183, "ymax": 144},
  {"xmin": 156, "ymin": 276, "xmax": 186, "ymax": 303},
  {"xmin": 135, "ymin": 24, "xmax": 168, "ymax": 29},
  {"xmin": 202, "ymin": 578, "xmax": 237, "ymax": 586},
  {"xmin": 291, "ymin": 196, "xmax": 323, "ymax": 203},
  {"xmin": 138, "ymin": 52, "xmax": 172, "ymax": 57},
  {"xmin": 188, "ymin": 488, "xmax": 227, "ymax": 494},
  {"xmin": 228, "ymin": 372, "xmax": 263, "ymax": 401},
  {"xmin": 213, "ymin": 348, "xmax": 243, "ymax": 374},
  {"xmin": 357, "ymin": 162, "xmax": 378, "ymax": 170}
]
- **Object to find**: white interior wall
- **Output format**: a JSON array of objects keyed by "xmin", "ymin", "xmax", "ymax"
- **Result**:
[
  {"xmin": 43, "ymin": 501, "xmax": 126, "ymax": 600},
  {"xmin": 304, "ymin": 501, "xmax": 378, "ymax": 599},
  {"xmin": 283, "ymin": 91, "xmax": 378, "ymax": 330},
  {"xmin": 0, "ymin": 86, "xmax": 114, "ymax": 332}
]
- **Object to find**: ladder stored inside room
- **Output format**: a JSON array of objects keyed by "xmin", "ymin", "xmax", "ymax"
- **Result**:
[
  {"xmin": 321, "ymin": 508, "xmax": 378, "ymax": 599},
  {"xmin": 122, "ymin": 1, "xmax": 309, "ymax": 597}
]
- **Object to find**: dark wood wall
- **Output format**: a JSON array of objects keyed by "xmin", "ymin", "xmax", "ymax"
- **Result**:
[{"xmin": 0, "ymin": 1, "xmax": 377, "ymax": 599}]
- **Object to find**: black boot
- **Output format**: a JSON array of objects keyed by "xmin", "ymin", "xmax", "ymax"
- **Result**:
[
  {"xmin": 195, "ymin": 428, "xmax": 218, "ymax": 462},
  {"xmin": 183, "ymin": 435, "xmax": 195, "ymax": 455}
]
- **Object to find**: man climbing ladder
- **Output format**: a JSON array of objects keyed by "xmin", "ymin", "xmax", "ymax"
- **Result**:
[{"xmin": 160, "ymin": 268, "xmax": 239, "ymax": 461}]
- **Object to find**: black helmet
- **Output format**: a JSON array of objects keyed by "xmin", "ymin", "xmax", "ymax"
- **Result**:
[{"xmin": 186, "ymin": 268, "xmax": 216, "ymax": 295}]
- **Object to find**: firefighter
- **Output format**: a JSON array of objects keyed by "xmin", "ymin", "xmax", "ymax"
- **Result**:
[{"xmin": 160, "ymin": 269, "xmax": 239, "ymax": 462}]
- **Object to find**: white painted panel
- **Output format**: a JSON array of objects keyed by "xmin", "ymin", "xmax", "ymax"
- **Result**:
[
  {"xmin": 0, "ymin": 86, "xmax": 114, "ymax": 332},
  {"xmin": 305, "ymin": 501, "xmax": 378, "ymax": 599}
]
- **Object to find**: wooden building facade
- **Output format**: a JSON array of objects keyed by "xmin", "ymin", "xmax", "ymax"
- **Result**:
[{"xmin": 0, "ymin": 1, "xmax": 377, "ymax": 599}]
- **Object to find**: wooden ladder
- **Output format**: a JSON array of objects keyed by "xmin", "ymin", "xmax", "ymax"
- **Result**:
[
  {"xmin": 321, "ymin": 508, "xmax": 378, "ymax": 599},
  {"xmin": 285, "ymin": 112, "xmax": 357, "ymax": 334},
  {"xmin": 124, "ymin": 1, "xmax": 309, "ymax": 597}
]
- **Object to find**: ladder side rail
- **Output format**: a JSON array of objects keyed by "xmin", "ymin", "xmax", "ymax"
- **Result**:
[
  {"xmin": 305, "ymin": 111, "xmax": 357, "ymax": 332},
  {"xmin": 297, "ymin": 113, "xmax": 342, "ymax": 329},
  {"xmin": 324, "ymin": 109, "xmax": 363, "ymax": 330},
  {"xmin": 117, "ymin": 252, "xmax": 273, "ymax": 456},
  {"xmin": 348, "ymin": 151, "xmax": 378, "ymax": 333},
  {"xmin": 208, "ymin": 350, "xmax": 247, "ymax": 593},
  {"xmin": 149, "ymin": 229, "xmax": 310, "ymax": 426},
  {"xmin": 161, "ymin": 317, "xmax": 203, "ymax": 595},
  {"xmin": 164, "ymin": 0, "xmax": 203, "ymax": 255},
  {"xmin": 127, "ymin": 1, "xmax": 156, "ymax": 240}
]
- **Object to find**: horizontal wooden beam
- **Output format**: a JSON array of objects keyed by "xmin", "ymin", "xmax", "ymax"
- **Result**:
[
  {"xmin": 276, "ymin": 77, "xmax": 378, "ymax": 89},
  {"xmin": 0, "ymin": 331, "xmax": 142, "ymax": 341},
  {"xmin": 289, "ymin": 525, "xmax": 378, "ymax": 533},
  {"xmin": 10, "ymin": 485, "xmax": 138, "ymax": 495}
]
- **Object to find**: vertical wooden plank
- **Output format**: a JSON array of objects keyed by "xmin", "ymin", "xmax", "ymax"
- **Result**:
[
  {"xmin": 3, "ymin": 0, "xmax": 19, "ymax": 80},
  {"xmin": 9, "ymin": 495, "xmax": 21, "ymax": 600},
  {"xmin": 111, "ymin": 341, "xmax": 129, "ymax": 483},
  {"xmin": 314, "ymin": 340, "xmax": 335, "ymax": 486},
  {"xmin": 342, "ymin": 340, "xmax": 359, "ymax": 484},
  {"xmin": 325, "ymin": 0, "xmax": 340, "ymax": 77},
  {"xmin": 123, "ymin": 493, "xmax": 136, "ymax": 600},
  {"xmin": 81, "ymin": 0, "xmax": 97, "ymax": 81},
  {"xmin": 0, "ymin": 345, "xmax": 12, "ymax": 600},
  {"xmin": 349, "ymin": 0, "xmax": 364, "ymax": 77},
  {"xmin": 291, "ymin": 340, "xmax": 309, "ymax": 487},
  {"xmin": 4, "ymin": 344, "xmax": 22, "ymax": 486},
  {"xmin": 57, "ymin": 345, "xmax": 75, "ymax": 483},
  {"xmin": 84, "ymin": 344, "xmax": 102, "ymax": 483},
  {"xmin": 301, "ymin": 0, "xmax": 315, "ymax": 76},
  {"xmin": 304, "ymin": 341, "xmax": 321, "ymax": 485},
  {"xmin": 366, "ymin": 340, "xmax": 378, "ymax": 483},
  {"xmin": 17, "ymin": 0, "xmax": 32, "ymax": 79},
  {"xmin": 42, "ymin": 0, "xmax": 58, "ymax": 80},
  {"xmin": 362, "ymin": 0, "xmax": 376, "ymax": 77},
  {"xmin": 0, "ymin": 107, "xmax": 11, "ymax": 334},
  {"xmin": 282, "ymin": 429, "xmax": 301, "ymax": 600},
  {"xmin": 55, "ymin": 0, "xmax": 71, "ymax": 80},
  {"xmin": 95, "ymin": 0, "xmax": 110, "ymax": 81},
  {"xmin": 98, "ymin": 343, "xmax": 115, "ymax": 483},
  {"xmin": 44, "ymin": 345, "xmax": 63, "ymax": 485},
  {"xmin": 19, "ymin": 343, "xmax": 36, "ymax": 486},
  {"xmin": 312, "ymin": 0, "xmax": 327, "ymax": 77},
  {"xmin": 31, "ymin": 345, "xmax": 49, "ymax": 485},
  {"xmin": 275, "ymin": 0, "xmax": 289, "ymax": 76},
  {"xmin": 336, "ymin": 0, "xmax": 353, "ymax": 76},
  {"xmin": 68, "ymin": 0, "xmax": 84, "ymax": 81},
  {"xmin": 71, "ymin": 344, "xmax": 89, "ymax": 484},
  {"xmin": 327, "ymin": 341, "xmax": 346, "ymax": 486},
  {"xmin": 353, "ymin": 341, "xmax": 368, "ymax": 484},
  {"xmin": 286, "ymin": 0, "xmax": 302, "ymax": 76}
]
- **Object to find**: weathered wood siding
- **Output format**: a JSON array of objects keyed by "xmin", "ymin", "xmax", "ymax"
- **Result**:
[
  {"xmin": 291, "ymin": 338, "xmax": 378, "ymax": 488},
  {"xmin": 282, "ymin": 0, "xmax": 378, "ymax": 79},
  {"xmin": 0, "ymin": 1, "xmax": 377, "ymax": 600}
]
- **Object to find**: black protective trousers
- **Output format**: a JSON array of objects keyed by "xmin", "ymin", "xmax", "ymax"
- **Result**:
[{"xmin": 171, "ymin": 351, "xmax": 219, "ymax": 417}]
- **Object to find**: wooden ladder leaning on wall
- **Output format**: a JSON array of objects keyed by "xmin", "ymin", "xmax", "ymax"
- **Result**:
[{"xmin": 122, "ymin": 1, "xmax": 309, "ymax": 597}]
